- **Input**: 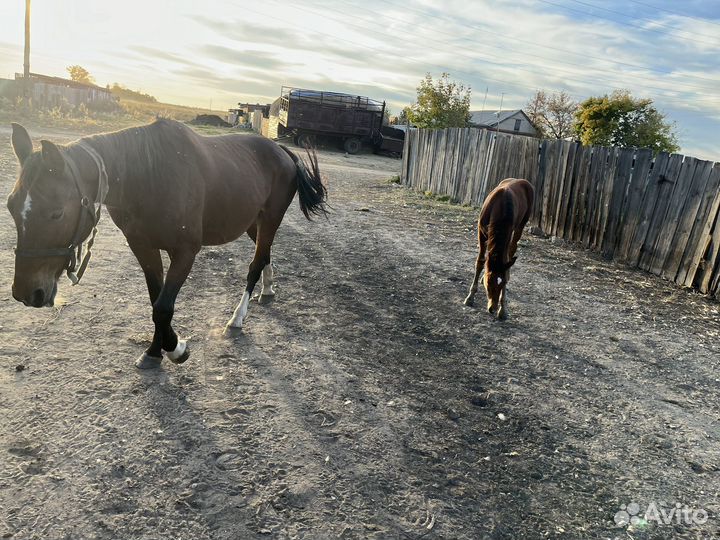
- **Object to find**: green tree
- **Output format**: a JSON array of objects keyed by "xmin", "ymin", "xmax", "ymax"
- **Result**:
[
  {"xmin": 526, "ymin": 90, "xmax": 578, "ymax": 139},
  {"xmin": 66, "ymin": 65, "xmax": 95, "ymax": 84},
  {"xmin": 109, "ymin": 83, "xmax": 157, "ymax": 103},
  {"xmin": 383, "ymin": 106, "xmax": 391, "ymax": 125},
  {"xmin": 574, "ymin": 90, "xmax": 679, "ymax": 153},
  {"xmin": 393, "ymin": 106, "xmax": 412, "ymax": 125},
  {"xmin": 407, "ymin": 73, "xmax": 471, "ymax": 129}
]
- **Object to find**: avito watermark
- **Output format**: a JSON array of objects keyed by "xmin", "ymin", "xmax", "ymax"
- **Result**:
[{"xmin": 614, "ymin": 501, "xmax": 709, "ymax": 528}]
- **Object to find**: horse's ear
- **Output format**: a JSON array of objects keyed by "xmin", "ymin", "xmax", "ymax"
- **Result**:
[
  {"xmin": 11, "ymin": 123, "xmax": 33, "ymax": 164},
  {"xmin": 505, "ymin": 256, "xmax": 517, "ymax": 270},
  {"xmin": 40, "ymin": 140, "xmax": 65, "ymax": 173}
]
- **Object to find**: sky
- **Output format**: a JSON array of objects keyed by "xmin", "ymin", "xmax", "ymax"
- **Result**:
[{"xmin": 0, "ymin": 0, "xmax": 718, "ymax": 160}]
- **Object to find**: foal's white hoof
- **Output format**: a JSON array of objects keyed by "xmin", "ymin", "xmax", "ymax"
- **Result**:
[
  {"xmin": 135, "ymin": 352, "xmax": 162, "ymax": 370},
  {"xmin": 164, "ymin": 340, "xmax": 189, "ymax": 364}
]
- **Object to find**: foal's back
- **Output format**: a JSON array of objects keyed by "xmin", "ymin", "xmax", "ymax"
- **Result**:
[{"xmin": 479, "ymin": 178, "xmax": 534, "ymax": 231}]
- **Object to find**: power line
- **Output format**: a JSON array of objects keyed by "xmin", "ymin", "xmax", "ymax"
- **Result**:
[
  {"xmin": 233, "ymin": 3, "xmax": 718, "ymax": 110},
  {"xmin": 328, "ymin": 0, "xmax": 718, "ymax": 94},
  {"xmin": 376, "ymin": 0, "xmax": 720, "ymax": 86},
  {"xmin": 563, "ymin": 0, "xmax": 720, "ymax": 40},
  {"xmin": 535, "ymin": 0, "xmax": 719, "ymax": 46},
  {"xmin": 624, "ymin": 0, "xmax": 720, "ymax": 28},
  {"xmin": 271, "ymin": 0, "xmax": 719, "ymax": 105}
]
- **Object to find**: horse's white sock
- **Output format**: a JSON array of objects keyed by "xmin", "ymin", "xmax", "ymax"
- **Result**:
[
  {"xmin": 227, "ymin": 291, "xmax": 250, "ymax": 328},
  {"xmin": 261, "ymin": 264, "xmax": 275, "ymax": 296},
  {"xmin": 165, "ymin": 339, "xmax": 187, "ymax": 361}
]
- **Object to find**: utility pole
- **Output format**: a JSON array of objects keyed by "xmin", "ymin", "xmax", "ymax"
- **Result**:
[
  {"xmin": 23, "ymin": 0, "xmax": 31, "ymax": 99},
  {"xmin": 496, "ymin": 93, "xmax": 505, "ymax": 137},
  {"xmin": 480, "ymin": 86, "xmax": 488, "ymax": 117}
]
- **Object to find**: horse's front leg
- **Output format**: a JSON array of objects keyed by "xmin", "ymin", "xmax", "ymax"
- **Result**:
[
  {"xmin": 463, "ymin": 232, "xmax": 487, "ymax": 307},
  {"xmin": 136, "ymin": 248, "xmax": 197, "ymax": 369},
  {"xmin": 497, "ymin": 286, "xmax": 508, "ymax": 320}
]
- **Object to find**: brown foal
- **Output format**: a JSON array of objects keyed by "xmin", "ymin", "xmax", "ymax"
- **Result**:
[{"xmin": 463, "ymin": 178, "xmax": 534, "ymax": 320}]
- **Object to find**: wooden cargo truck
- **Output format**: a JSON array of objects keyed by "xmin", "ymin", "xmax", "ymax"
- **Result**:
[{"xmin": 277, "ymin": 86, "xmax": 403, "ymax": 155}]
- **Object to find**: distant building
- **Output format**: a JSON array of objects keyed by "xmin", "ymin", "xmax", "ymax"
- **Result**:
[
  {"xmin": 469, "ymin": 109, "xmax": 538, "ymax": 137},
  {"xmin": 14, "ymin": 72, "xmax": 113, "ymax": 108},
  {"xmin": 228, "ymin": 102, "xmax": 271, "ymax": 125}
]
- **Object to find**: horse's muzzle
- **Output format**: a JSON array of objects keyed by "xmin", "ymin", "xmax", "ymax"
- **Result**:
[{"xmin": 12, "ymin": 284, "xmax": 56, "ymax": 308}]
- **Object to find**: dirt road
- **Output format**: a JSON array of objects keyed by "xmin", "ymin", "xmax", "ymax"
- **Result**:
[{"xmin": 1, "ymin": 128, "xmax": 719, "ymax": 539}]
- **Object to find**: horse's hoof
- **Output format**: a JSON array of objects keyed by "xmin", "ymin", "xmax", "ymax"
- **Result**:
[
  {"xmin": 497, "ymin": 310, "xmax": 508, "ymax": 321},
  {"xmin": 135, "ymin": 353, "xmax": 162, "ymax": 370},
  {"xmin": 166, "ymin": 340, "xmax": 189, "ymax": 364},
  {"xmin": 223, "ymin": 323, "xmax": 243, "ymax": 336},
  {"xmin": 258, "ymin": 294, "xmax": 275, "ymax": 305},
  {"xmin": 463, "ymin": 295, "xmax": 474, "ymax": 307}
]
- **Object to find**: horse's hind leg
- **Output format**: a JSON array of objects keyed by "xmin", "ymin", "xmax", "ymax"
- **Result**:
[
  {"xmin": 246, "ymin": 222, "xmax": 275, "ymax": 303},
  {"xmin": 463, "ymin": 232, "xmax": 487, "ymax": 307},
  {"xmin": 226, "ymin": 213, "xmax": 283, "ymax": 330}
]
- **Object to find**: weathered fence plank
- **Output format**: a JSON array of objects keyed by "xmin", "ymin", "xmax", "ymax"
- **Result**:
[
  {"xmin": 541, "ymin": 139, "xmax": 560, "ymax": 232},
  {"xmin": 553, "ymin": 142, "xmax": 578, "ymax": 238},
  {"xmin": 584, "ymin": 147, "xmax": 608, "ymax": 249},
  {"xmin": 532, "ymin": 139, "xmax": 549, "ymax": 227},
  {"xmin": 683, "ymin": 164, "xmax": 720, "ymax": 289},
  {"xmin": 638, "ymin": 153, "xmax": 683, "ymax": 272},
  {"xmin": 602, "ymin": 148, "xmax": 635, "ymax": 258},
  {"xmin": 595, "ymin": 147, "xmax": 619, "ymax": 252},
  {"xmin": 568, "ymin": 146, "xmax": 592, "ymax": 243},
  {"xmin": 665, "ymin": 160, "xmax": 714, "ymax": 282},
  {"xmin": 652, "ymin": 156, "xmax": 698, "ymax": 278},
  {"xmin": 616, "ymin": 149, "xmax": 653, "ymax": 263},
  {"xmin": 400, "ymin": 131, "xmax": 410, "ymax": 184},
  {"xmin": 463, "ymin": 130, "xmax": 481, "ymax": 205}
]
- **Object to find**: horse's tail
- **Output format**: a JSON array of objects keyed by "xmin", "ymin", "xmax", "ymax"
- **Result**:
[{"xmin": 279, "ymin": 144, "xmax": 329, "ymax": 220}]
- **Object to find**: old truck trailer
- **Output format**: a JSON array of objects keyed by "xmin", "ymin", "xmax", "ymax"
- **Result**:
[{"xmin": 277, "ymin": 86, "xmax": 403, "ymax": 155}]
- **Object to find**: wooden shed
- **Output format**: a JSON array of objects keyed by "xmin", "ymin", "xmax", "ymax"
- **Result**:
[{"xmin": 15, "ymin": 72, "xmax": 114, "ymax": 108}]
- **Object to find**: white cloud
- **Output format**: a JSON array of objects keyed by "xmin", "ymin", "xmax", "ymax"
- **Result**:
[{"xmin": 0, "ymin": 0, "xmax": 717, "ymax": 158}]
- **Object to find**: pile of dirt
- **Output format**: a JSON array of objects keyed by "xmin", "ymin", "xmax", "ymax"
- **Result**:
[{"xmin": 190, "ymin": 114, "xmax": 232, "ymax": 127}]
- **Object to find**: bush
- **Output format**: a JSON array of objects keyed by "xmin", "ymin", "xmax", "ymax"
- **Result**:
[{"xmin": 86, "ymin": 98, "xmax": 124, "ymax": 114}]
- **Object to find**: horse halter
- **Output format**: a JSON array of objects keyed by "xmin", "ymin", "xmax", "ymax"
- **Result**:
[{"xmin": 13, "ymin": 141, "xmax": 109, "ymax": 285}]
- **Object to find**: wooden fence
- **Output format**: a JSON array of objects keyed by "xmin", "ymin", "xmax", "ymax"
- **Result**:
[{"xmin": 400, "ymin": 128, "xmax": 720, "ymax": 297}]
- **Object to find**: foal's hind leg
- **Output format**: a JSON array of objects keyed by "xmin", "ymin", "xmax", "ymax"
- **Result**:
[
  {"xmin": 463, "ymin": 233, "xmax": 487, "ymax": 307},
  {"xmin": 226, "ymin": 214, "xmax": 283, "ymax": 330}
]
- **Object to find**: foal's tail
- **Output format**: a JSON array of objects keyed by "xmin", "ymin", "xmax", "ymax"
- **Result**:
[{"xmin": 279, "ymin": 145, "xmax": 329, "ymax": 220}]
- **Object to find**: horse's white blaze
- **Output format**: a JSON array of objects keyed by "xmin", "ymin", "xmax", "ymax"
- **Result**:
[
  {"xmin": 227, "ymin": 291, "xmax": 250, "ymax": 328},
  {"xmin": 261, "ymin": 264, "xmax": 275, "ymax": 296},
  {"xmin": 165, "ymin": 339, "xmax": 187, "ymax": 361},
  {"xmin": 20, "ymin": 193, "xmax": 32, "ymax": 233}
]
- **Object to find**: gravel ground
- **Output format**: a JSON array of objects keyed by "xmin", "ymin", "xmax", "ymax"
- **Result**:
[{"xmin": 1, "ymin": 127, "xmax": 719, "ymax": 540}]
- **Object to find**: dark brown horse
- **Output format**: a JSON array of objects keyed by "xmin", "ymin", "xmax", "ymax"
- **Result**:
[
  {"xmin": 7, "ymin": 119, "xmax": 327, "ymax": 368},
  {"xmin": 463, "ymin": 178, "xmax": 534, "ymax": 319}
]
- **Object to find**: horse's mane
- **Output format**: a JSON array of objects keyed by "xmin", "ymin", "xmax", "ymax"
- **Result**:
[
  {"xmin": 486, "ymin": 189, "xmax": 515, "ymax": 273},
  {"xmin": 76, "ymin": 119, "xmax": 197, "ymax": 186}
]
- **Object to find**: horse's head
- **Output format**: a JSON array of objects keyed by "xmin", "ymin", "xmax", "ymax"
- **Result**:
[
  {"xmin": 484, "ymin": 256, "xmax": 516, "ymax": 317},
  {"xmin": 7, "ymin": 124, "xmax": 90, "ymax": 307}
]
